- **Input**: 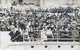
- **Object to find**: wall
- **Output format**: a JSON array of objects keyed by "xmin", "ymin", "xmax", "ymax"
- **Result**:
[
  {"xmin": 4, "ymin": 44, "xmax": 80, "ymax": 50},
  {"xmin": 0, "ymin": 0, "xmax": 80, "ymax": 8},
  {"xmin": 42, "ymin": 0, "xmax": 80, "ymax": 8},
  {"xmin": 0, "ymin": 32, "xmax": 11, "ymax": 50},
  {"xmin": 43, "ymin": 0, "xmax": 60, "ymax": 8},
  {"xmin": 10, "ymin": 0, "xmax": 40, "ymax": 5},
  {"xmin": 23, "ymin": 0, "xmax": 40, "ymax": 4}
]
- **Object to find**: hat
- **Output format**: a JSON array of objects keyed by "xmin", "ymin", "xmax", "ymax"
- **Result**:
[{"xmin": 10, "ymin": 25, "xmax": 15, "ymax": 28}]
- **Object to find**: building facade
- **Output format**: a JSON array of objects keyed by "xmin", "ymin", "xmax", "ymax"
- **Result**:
[{"xmin": 0, "ymin": 0, "xmax": 80, "ymax": 8}]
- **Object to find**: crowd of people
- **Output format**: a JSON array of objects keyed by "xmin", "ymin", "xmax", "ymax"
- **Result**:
[{"xmin": 0, "ymin": 7, "xmax": 80, "ymax": 42}]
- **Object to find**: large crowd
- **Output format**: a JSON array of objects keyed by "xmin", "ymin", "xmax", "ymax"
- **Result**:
[{"xmin": 0, "ymin": 7, "xmax": 80, "ymax": 42}]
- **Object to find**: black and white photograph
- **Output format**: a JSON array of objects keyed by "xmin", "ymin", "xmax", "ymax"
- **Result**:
[{"xmin": 0, "ymin": 0, "xmax": 80, "ymax": 50}]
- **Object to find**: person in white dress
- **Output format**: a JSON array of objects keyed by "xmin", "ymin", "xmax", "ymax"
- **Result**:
[
  {"xmin": 45, "ymin": 28, "xmax": 54, "ymax": 41},
  {"xmin": 41, "ymin": 27, "xmax": 47, "ymax": 41}
]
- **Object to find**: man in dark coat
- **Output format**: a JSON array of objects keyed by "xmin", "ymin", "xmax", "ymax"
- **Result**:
[
  {"xmin": 9, "ymin": 26, "xmax": 23, "ymax": 42},
  {"xmin": 18, "ymin": 22, "xmax": 26, "ymax": 30}
]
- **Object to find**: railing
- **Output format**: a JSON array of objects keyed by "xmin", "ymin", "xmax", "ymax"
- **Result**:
[
  {"xmin": 8, "ymin": 29, "xmax": 80, "ymax": 42},
  {"xmin": 11, "ymin": 33, "xmax": 80, "ymax": 42},
  {"xmin": 23, "ymin": 38, "xmax": 80, "ymax": 42}
]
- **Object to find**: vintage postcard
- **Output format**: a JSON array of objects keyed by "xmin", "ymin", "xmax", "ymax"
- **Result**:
[{"xmin": 0, "ymin": 0, "xmax": 80, "ymax": 50}]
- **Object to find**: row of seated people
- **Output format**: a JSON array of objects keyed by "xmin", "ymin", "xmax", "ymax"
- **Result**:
[
  {"xmin": 49, "ymin": 7, "xmax": 79, "ymax": 13},
  {"xmin": 10, "ymin": 6, "xmax": 79, "ymax": 14},
  {"xmin": 24, "ymin": 7, "xmax": 79, "ymax": 13}
]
